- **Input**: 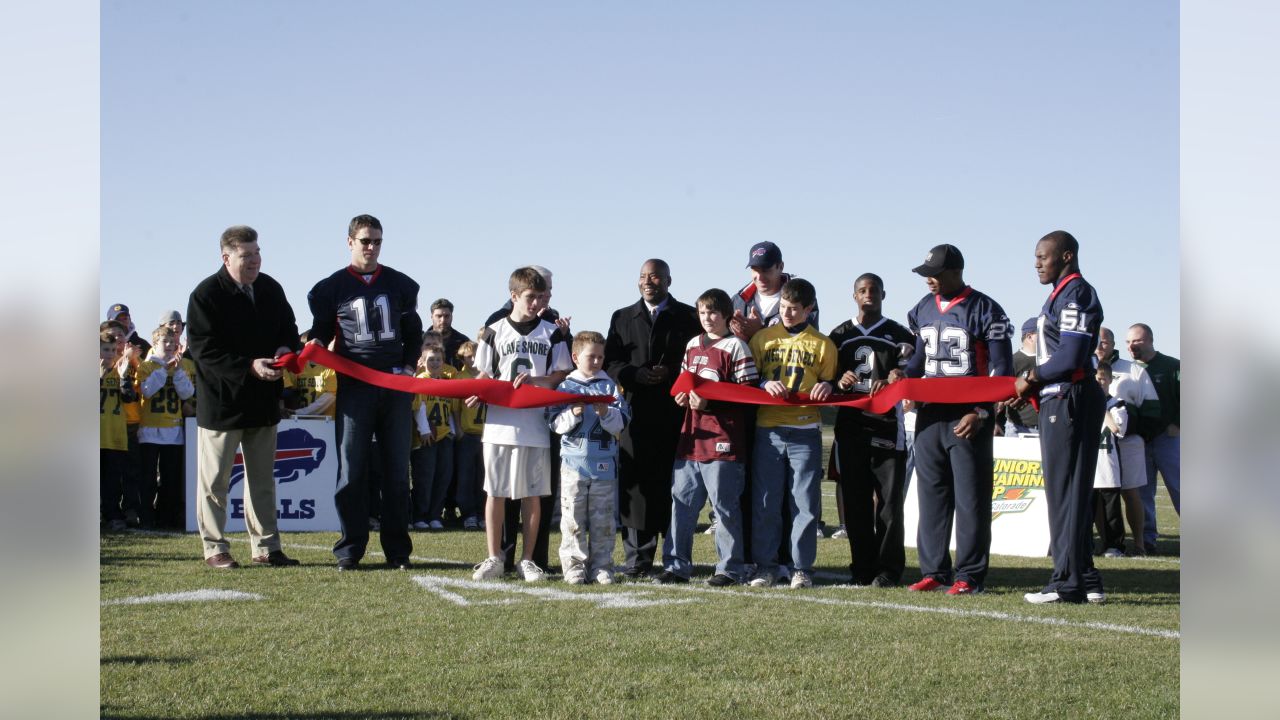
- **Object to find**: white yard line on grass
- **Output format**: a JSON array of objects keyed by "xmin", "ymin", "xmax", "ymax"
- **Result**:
[
  {"xmin": 660, "ymin": 584, "xmax": 1181, "ymax": 639},
  {"xmin": 120, "ymin": 530, "xmax": 1179, "ymax": 637},
  {"xmin": 412, "ymin": 575, "xmax": 699, "ymax": 609},
  {"xmin": 103, "ymin": 589, "xmax": 263, "ymax": 606}
]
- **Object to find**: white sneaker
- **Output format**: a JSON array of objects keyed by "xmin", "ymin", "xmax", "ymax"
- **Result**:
[
  {"xmin": 790, "ymin": 570, "xmax": 813, "ymax": 589},
  {"xmin": 748, "ymin": 570, "xmax": 775, "ymax": 588},
  {"xmin": 472, "ymin": 556, "xmax": 504, "ymax": 581},
  {"xmin": 412, "ymin": 520, "xmax": 430, "ymax": 530},
  {"xmin": 1086, "ymin": 591, "xmax": 1106, "ymax": 604},
  {"xmin": 428, "ymin": 520, "xmax": 444, "ymax": 531},
  {"xmin": 815, "ymin": 524, "xmax": 826, "ymax": 540},
  {"xmin": 830, "ymin": 525, "xmax": 848, "ymax": 539},
  {"xmin": 565, "ymin": 570, "xmax": 586, "ymax": 585},
  {"xmin": 1102, "ymin": 547, "xmax": 1125, "ymax": 558},
  {"xmin": 594, "ymin": 569, "xmax": 614, "ymax": 585},
  {"xmin": 703, "ymin": 520, "xmax": 719, "ymax": 535},
  {"xmin": 519, "ymin": 560, "xmax": 546, "ymax": 582},
  {"xmin": 1024, "ymin": 591, "xmax": 1061, "ymax": 604}
]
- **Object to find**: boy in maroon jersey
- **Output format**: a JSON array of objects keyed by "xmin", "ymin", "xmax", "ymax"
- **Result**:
[{"xmin": 657, "ymin": 289, "xmax": 759, "ymax": 586}]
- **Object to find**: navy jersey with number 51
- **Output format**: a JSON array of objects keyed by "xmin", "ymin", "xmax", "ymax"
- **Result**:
[
  {"xmin": 1035, "ymin": 273, "xmax": 1103, "ymax": 386},
  {"xmin": 906, "ymin": 286, "xmax": 1013, "ymax": 380}
]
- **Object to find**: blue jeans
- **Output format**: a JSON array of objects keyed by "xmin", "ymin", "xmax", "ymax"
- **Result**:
[
  {"xmin": 665, "ymin": 459, "xmax": 747, "ymax": 579},
  {"xmin": 1141, "ymin": 432, "xmax": 1181, "ymax": 548},
  {"xmin": 334, "ymin": 378, "xmax": 413, "ymax": 562},
  {"xmin": 411, "ymin": 438, "xmax": 454, "ymax": 523},
  {"xmin": 454, "ymin": 433, "xmax": 485, "ymax": 519},
  {"xmin": 750, "ymin": 426, "xmax": 823, "ymax": 574}
]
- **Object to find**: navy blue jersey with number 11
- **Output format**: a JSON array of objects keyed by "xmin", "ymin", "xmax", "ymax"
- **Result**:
[
  {"xmin": 308, "ymin": 264, "xmax": 424, "ymax": 372},
  {"xmin": 906, "ymin": 286, "xmax": 1013, "ymax": 381}
]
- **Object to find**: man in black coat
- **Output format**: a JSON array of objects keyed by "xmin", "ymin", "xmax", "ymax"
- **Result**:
[
  {"xmin": 186, "ymin": 225, "xmax": 302, "ymax": 569},
  {"xmin": 605, "ymin": 259, "xmax": 700, "ymax": 578}
]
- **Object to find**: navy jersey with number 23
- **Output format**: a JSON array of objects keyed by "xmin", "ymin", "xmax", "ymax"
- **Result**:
[{"xmin": 906, "ymin": 286, "xmax": 1013, "ymax": 380}]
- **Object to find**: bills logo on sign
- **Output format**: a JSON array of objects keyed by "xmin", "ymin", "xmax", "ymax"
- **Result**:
[
  {"xmin": 229, "ymin": 428, "xmax": 327, "ymax": 490},
  {"xmin": 228, "ymin": 428, "xmax": 325, "ymax": 521}
]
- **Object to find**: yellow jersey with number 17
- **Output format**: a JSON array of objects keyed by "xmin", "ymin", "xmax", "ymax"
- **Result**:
[{"xmin": 749, "ymin": 323, "xmax": 837, "ymax": 429}]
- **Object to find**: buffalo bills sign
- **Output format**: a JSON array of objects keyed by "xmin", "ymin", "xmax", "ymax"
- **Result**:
[{"xmin": 185, "ymin": 418, "xmax": 341, "ymax": 532}]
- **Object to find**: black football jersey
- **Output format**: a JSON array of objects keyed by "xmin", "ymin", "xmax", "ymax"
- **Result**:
[{"xmin": 829, "ymin": 317, "xmax": 915, "ymax": 436}]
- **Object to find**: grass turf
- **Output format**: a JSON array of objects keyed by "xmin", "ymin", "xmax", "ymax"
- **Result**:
[{"xmin": 100, "ymin": 482, "xmax": 1179, "ymax": 719}]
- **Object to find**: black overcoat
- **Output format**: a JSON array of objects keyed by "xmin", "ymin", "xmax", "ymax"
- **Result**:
[
  {"xmin": 187, "ymin": 266, "xmax": 301, "ymax": 431},
  {"xmin": 604, "ymin": 297, "xmax": 701, "ymax": 531}
]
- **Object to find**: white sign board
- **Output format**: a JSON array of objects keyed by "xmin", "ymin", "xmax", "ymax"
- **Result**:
[
  {"xmin": 904, "ymin": 436, "xmax": 1051, "ymax": 558},
  {"xmin": 185, "ymin": 417, "xmax": 341, "ymax": 532}
]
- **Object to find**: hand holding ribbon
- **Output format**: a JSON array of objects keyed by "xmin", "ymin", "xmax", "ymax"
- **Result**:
[
  {"xmin": 273, "ymin": 343, "xmax": 614, "ymax": 409},
  {"xmin": 669, "ymin": 371, "xmax": 1017, "ymax": 414}
]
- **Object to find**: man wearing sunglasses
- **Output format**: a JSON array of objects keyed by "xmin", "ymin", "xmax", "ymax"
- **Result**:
[{"xmin": 308, "ymin": 214, "xmax": 424, "ymax": 571}]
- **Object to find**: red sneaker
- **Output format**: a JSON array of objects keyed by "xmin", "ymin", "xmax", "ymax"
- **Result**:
[
  {"xmin": 907, "ymin": 577, "xmax": 948, "ymax": 592},
  {"xmin": 946, "ymin": 580, "xmax": 983, "ymax": 595}
]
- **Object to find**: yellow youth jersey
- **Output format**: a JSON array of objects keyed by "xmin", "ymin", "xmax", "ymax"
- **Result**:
[
  {"xmin": 412, "ymin": 371, "xmax": 458, "ymax": 447},
  {"xmin": 100, "ymin": 372, "xmax": 128, "ymax": 451},
  {"xmin": 283, "ymin": 363, "xmax": 337, "ymax": 417},
  {"xmin": 122, "ymin": 361, "xmax": 142, "ymax": 425},
  {"xmin": 455, "ymin": 366, "xmax": 486, "ymax": 435},
  {"xmin": 749, "ymin": 323, "xmax": 837, "ymax": 428},
  {"xmin": 137, "ymin": 358, "xmax": 197, "ymax": 430}
]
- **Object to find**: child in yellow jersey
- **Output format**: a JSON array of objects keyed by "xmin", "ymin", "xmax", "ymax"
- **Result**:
[
  {"xmin": 104, "ymin": 319, "xmax": 146, "ymax": 527},
  {"xmin": 283, "ymin": 363, "xmax": 337, "ymax": 417},
  {"xmin": 137, "ymin": 326, "xmax": 196, "ymax": 530},
  {"xmin": 747, "ymin": 278, "xmax": 836, "ymax": 589},
  {"xmin": 100, "ymin": 330, "xmax": 138, "ymax": 531},
  {"xmin": 453, "ymin": 341, "xmax": 486, "ymax": 530},
  {"xmin": 411, "ymin": 344, "xmax": 459, "ymax": 530}
]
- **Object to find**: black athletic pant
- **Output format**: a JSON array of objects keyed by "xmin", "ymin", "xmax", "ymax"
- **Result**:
[
  {"xmin": 1038, "ymin": 382, "xmax": 1106, "ymax": 601},
  {"xmin": 141, "ymin": 442, "xmax": 184, "ymax": 530},
  {"xmin": 913, "ymin": 403, "xmax": 994, "ymax": 586},
  {"xmin": 834, "ymin": 425, "xmax": 906, "ymax": 584},
  {"xmin": 1093, "ymin": 489, "xmax": 1125, "ymax": 551}
]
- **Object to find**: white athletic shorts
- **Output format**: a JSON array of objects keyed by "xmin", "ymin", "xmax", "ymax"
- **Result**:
[
  {"xmin": 1094, "ymin": 435, "xmax": 1148, "ymax": 491},
  {"xmin": 483, "ymin": 443, "xmax": 550, "ymax": 499}
]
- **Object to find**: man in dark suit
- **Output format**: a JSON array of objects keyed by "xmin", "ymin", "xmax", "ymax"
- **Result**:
[
  {"xmin": 605, "ymin": 259, "xmax": 701, "ymax": 578},
  {"xmin": 186, "ymin": 225, "xmax": 302, "ymax": 569}
]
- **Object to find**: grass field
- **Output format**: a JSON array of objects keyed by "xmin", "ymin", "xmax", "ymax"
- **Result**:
[{"xmin": 100, "ymin": 480, "xmax": 1179, "ymax": 720}]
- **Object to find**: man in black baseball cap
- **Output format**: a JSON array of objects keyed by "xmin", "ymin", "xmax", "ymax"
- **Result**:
[{"xmin": 911, "ymin": 244, "xmax": 965, "ymax": 277}]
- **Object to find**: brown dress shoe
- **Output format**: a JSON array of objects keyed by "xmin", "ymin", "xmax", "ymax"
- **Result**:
[
  {"xmin": 205, "ymin": 552, "xmax": 239, "ymax": 569},
  {"xmin": 252, "ymin": 550, "xmax": 300, "ymax": 567}
]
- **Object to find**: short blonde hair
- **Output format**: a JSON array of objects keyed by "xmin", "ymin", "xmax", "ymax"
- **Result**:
[
  {"xmin": 572, "ymin": 330, "xmax": 606, "ymax": 355},
  {"xmin": 151, "ymin": 325, "xmax": 178, "ymax": 345}
]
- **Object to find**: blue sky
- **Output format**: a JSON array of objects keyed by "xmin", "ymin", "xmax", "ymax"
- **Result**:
[{"xmin": 102, "ymin": 2, "xmax": 1178, "ymax": 355}]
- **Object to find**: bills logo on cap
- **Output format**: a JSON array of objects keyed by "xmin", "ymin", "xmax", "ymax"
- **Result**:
[
  {"xmin": 229, "ymin": 427, "xmax": 327, "ymax": 490},
  {"xmin": 752, "ymin": 248, "xmax": 768, "ymax": 258}
]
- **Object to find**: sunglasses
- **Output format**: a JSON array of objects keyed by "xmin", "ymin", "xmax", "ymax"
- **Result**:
[{"xmin": 356, "ymin": 237, "xmax": 382, "ymax": 246}]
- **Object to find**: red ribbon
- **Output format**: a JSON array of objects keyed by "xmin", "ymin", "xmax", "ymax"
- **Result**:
[
  {"xmin": 273, "ymin": 344, "xmax": 611, "ymax": 409},
  {"xmin": 669, "ymin": 371, "xmax": 1018, "ymax": 414}
]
